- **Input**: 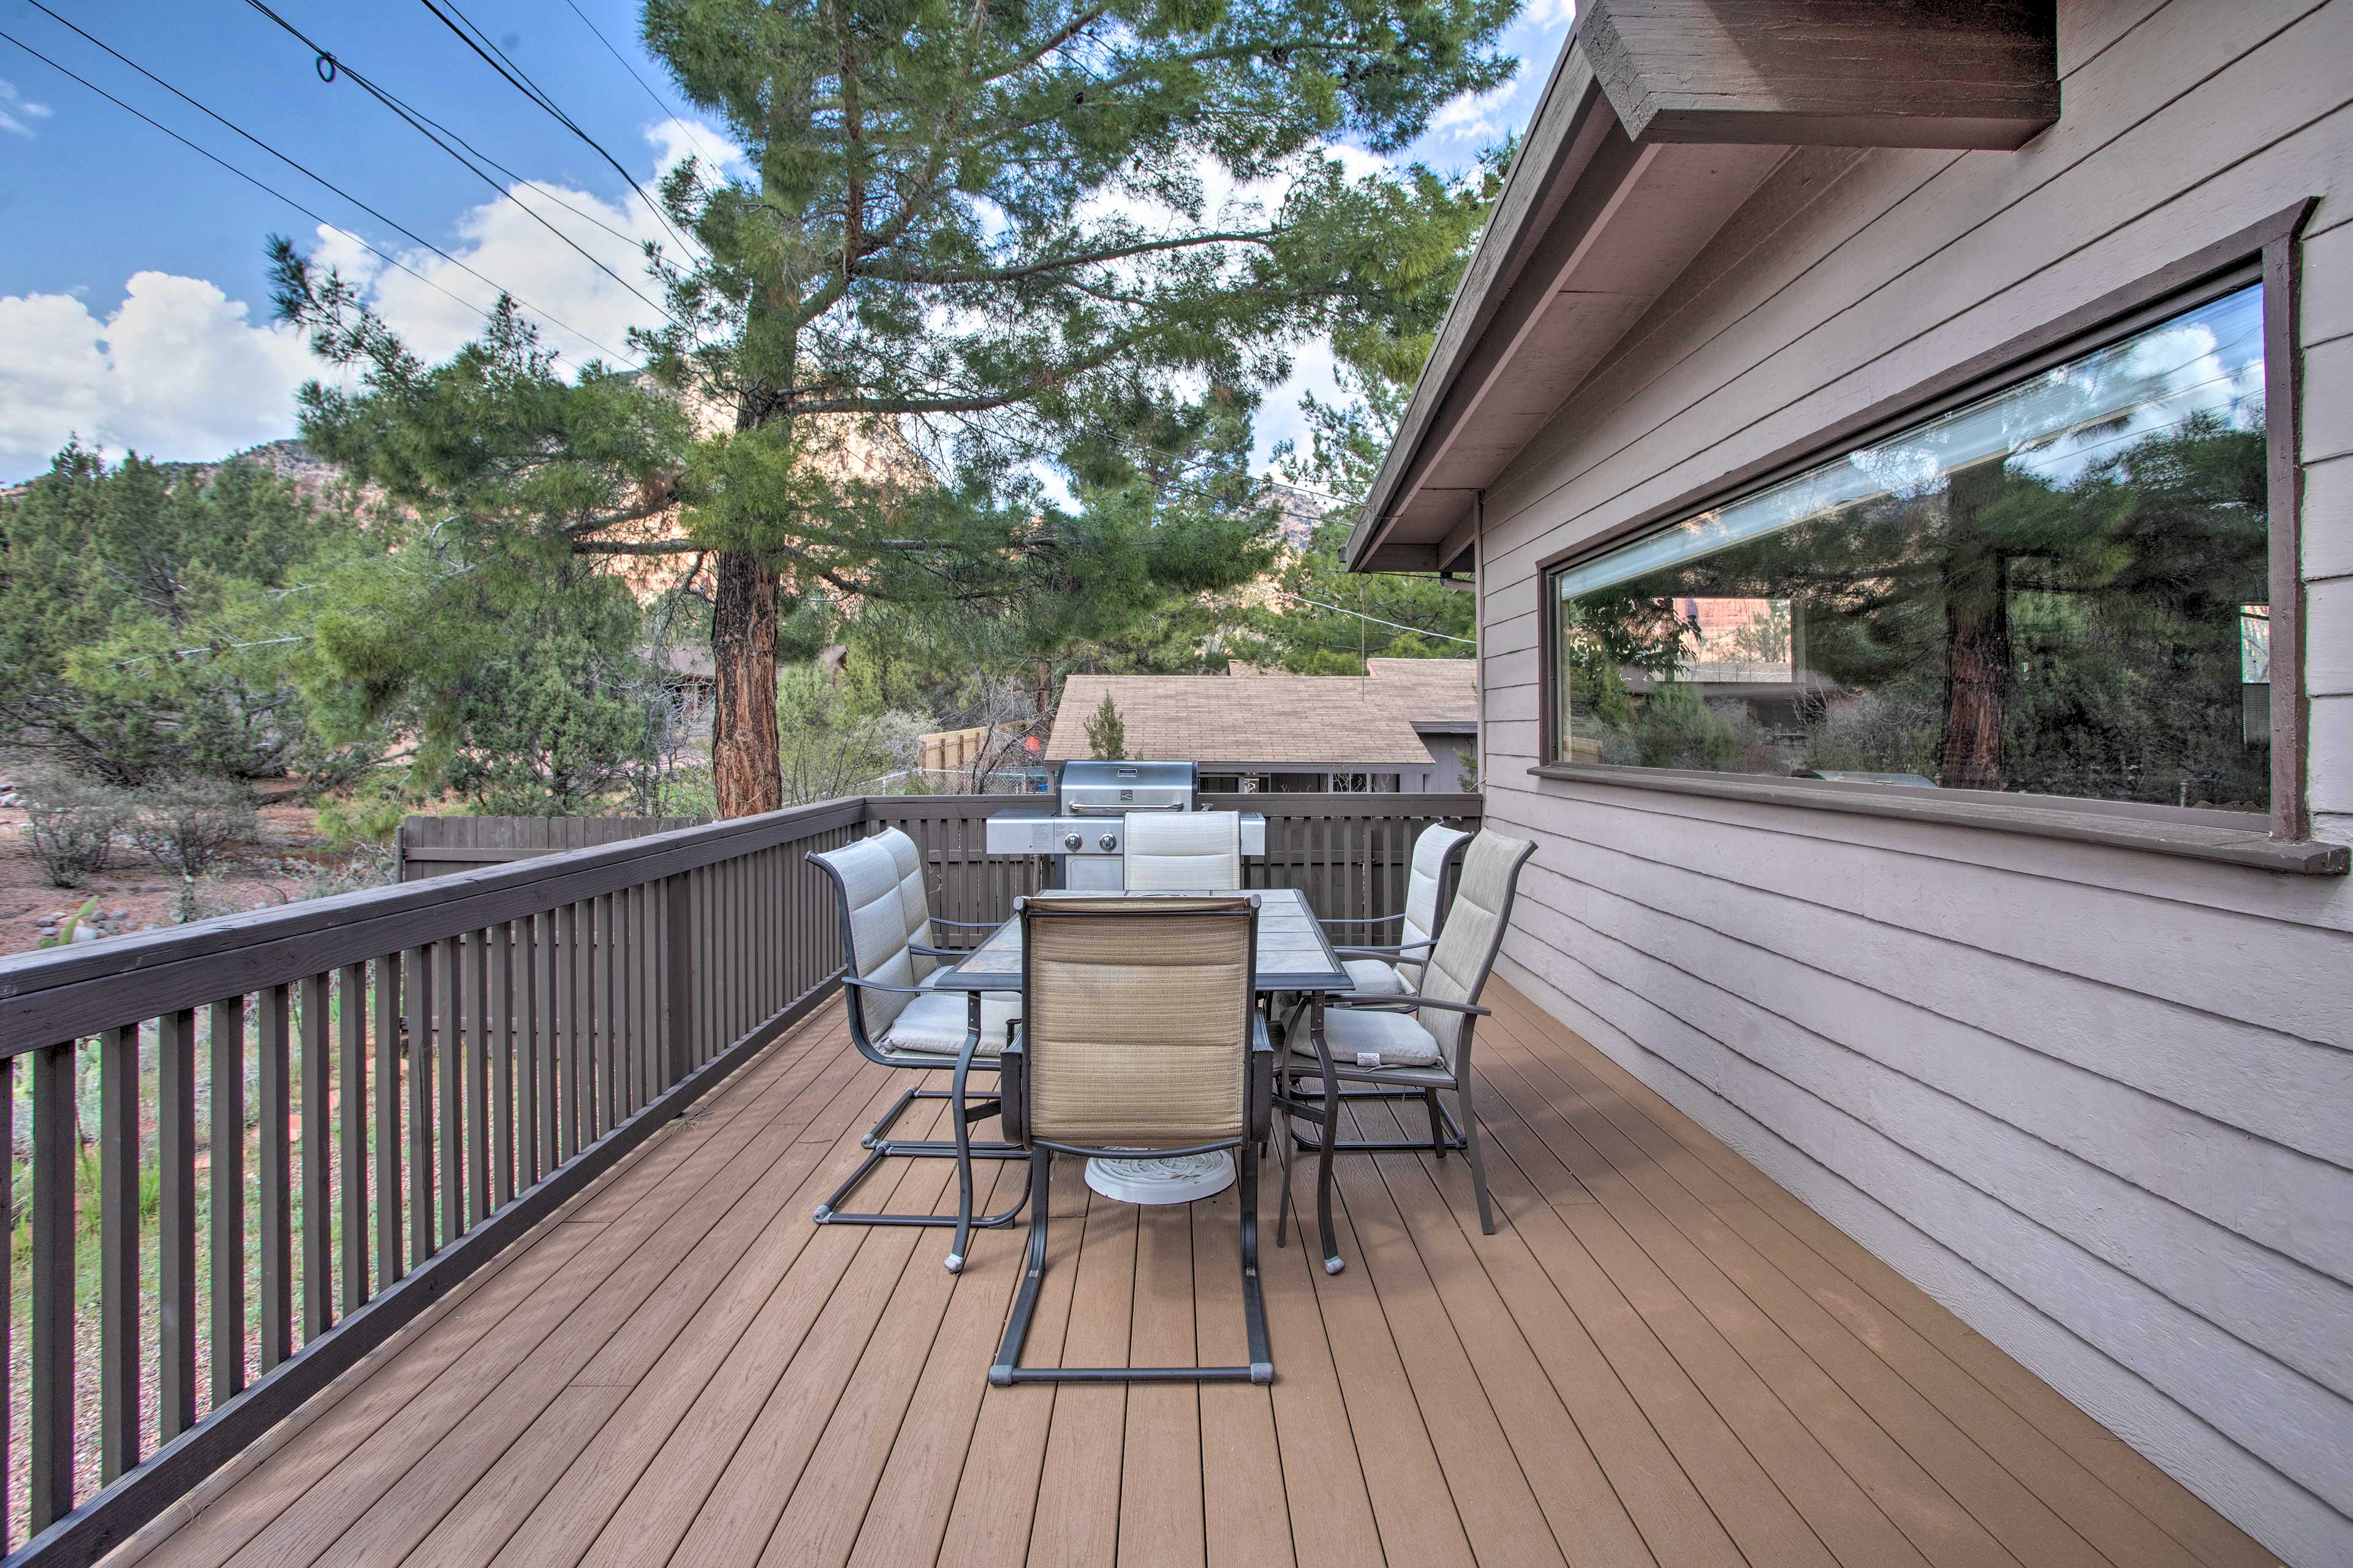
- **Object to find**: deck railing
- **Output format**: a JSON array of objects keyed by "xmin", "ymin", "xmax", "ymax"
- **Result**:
[{"xmin": 0, "ymin": 789, "xmax": 1476, "ymax": 1564}]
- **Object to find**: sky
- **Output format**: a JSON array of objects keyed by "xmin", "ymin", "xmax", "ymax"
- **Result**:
[{"xmin": 0, "ymin": 0, "xmax": 1576, "ymax": 484}]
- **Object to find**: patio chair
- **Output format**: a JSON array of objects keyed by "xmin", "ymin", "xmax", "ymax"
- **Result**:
[
  {"xmin": 1316, "ymin": 820, "xmax": 1471, "ymax": 998},
  {"xmin": 990, "ymin": 894, "xmax": 1275, "ymax": 1385},
  {"xmin": 1278, "ymin": 829, "xmax": 1536, "ymax": 1274},
  {"xmin": 808, "ymin": 828, "xmax": 1032, "ymax": 1273},
  {"xmin": 1123, "ymin": 809, "xmax": 1243, "ymax": 890}
]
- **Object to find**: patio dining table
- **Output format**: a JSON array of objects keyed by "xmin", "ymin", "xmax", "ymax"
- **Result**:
[{"xmin": 931, "ymin": 885, "xmax": 1353, "ymax": 1203}]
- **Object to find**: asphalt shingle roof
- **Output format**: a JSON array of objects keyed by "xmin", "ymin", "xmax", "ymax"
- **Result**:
[{"xmin": 1044, "ymin": 661, "xmax": 1476, "ymax": 765}]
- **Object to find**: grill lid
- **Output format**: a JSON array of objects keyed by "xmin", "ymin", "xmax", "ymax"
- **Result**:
[{"xmin": 1056, "ymin": 759, "xmax": 1197, "ymax": 814}]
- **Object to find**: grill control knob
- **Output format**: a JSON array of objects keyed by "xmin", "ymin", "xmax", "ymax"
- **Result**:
[
  {"xmin": 1063, "ymin": 833, "xmax": 1083, "ymax": 851},
  {"xmin": 1099, "ymin": 833, "xmax": 1118, "ymax": 851}
]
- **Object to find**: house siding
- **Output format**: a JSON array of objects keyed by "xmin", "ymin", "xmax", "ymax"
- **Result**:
[{"xmin": 1472, "ymin": 2, "xmax": 2353, "ymax": 1562}]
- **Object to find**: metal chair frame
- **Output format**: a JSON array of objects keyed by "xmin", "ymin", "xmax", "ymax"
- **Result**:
[
  {"xmin": 1275, "ymin": 833, "xmax": 1535, "ymax": 1275},
  {"xmin": 991, "ymin": 896, "xmax": 1276, "ymax": 1386},
  {"xmin": 806, "ymin": 847, "xmax": 1033, "ymax": 1275}
]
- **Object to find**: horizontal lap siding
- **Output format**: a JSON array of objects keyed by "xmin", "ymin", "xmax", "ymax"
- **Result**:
[{"xmin": 1467, "ymin": 1, "xmax": 2353, "ymax": 1562}]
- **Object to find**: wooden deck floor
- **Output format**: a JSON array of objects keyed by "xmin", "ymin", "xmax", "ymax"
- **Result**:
[{"xmin": 110, "ymin": 983, "xmax": 2276, "ymax": 1568}]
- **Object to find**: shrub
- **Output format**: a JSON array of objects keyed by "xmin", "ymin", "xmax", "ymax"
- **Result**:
[
  {"xmin": 293, "ymin": 843, "xmax": 396, "ymax": 901},
  {"xmin": 15, "ymin": 760, "xmax": 131, "ymax": 887},
  {"xmin": 316, "ymin": 778, "xmax": 409, "ymax": 849},
  {"xmin": 131, "ymin": 775, "xmax": 258, "ymax": 876},
  {"xmin": 171, "ymin": 874, "xmax": 245, "ymax": 925}
]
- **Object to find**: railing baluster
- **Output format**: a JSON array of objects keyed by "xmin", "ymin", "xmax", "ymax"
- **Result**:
[
  {"xmin": 404, "ymin": 946, "xmax": 432, "ymax": 1264},
  {"xmin": 665, "ymin": 873, "xmax": 692, "ymax": 1089},
  {"xmin": 575, "ymin": 899, "xmax": 595, "ymax": 1146},
  {"xmin": 259, "ymin": 983, "xmax": 293, "ymax": 1374},
  {"xmin": 491, "ymin": 922, "xmax": 515, "ymax": 1207},
  {"xmin": 436, "ymin": 937, "xmax": 462, "ymax": 1243},
  {"xmin": 99, "ymin": 1022, "xmax": 141, "ymax": 1482},
  {"xmin": 302, "ymin": 972, "xmax": 332, "ymax": 1342},
  {"xmin": 597, "ymin": 892, "xmax": 617, "ymax": 1134},
  {"xmin": 339, "ymin": 964, "xmax": 368, "ymax": 1313},
  {"xmin": 464, "ymin": 930, "xmax": 489, "ymax": 1227},
  {"xmin": 554, "ymin": 905, "xmax": 578, "ymax": 1161},
  {"xmin": 527, "ymin": 911, "xmax": 550, "ymax": 1183},
  {"xmin": 210, "ymin": 994, "xmax": 246, "ymax": 1405},
  {"xmin": 375, "ymin": 952, "xmax": 403, "ymax": 1282},
  {"xmin": 30, "ymin": 1040, "xmax": 75, "ymax": 1530},
  {"xmin": 158, "ymin": 1008, "xmax": 197, "ymax": 1440}
]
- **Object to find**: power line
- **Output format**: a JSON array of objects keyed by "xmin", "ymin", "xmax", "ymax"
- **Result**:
[
  {"xmin": 1266, "ymin": 589, "xmax": 1475, "ymax": 643},
  {"xmin": 10, "ymin": 2, "xmax": 640, "ymax": 367},
  {"xmin": 0, "ymin": 25, "xmax": 635, "ymax": 370},
  {"xmin": 558, "ymin": 0, "xmax": 729, "ymax": 168},
  {"xmin": 412, "ymin": 0, "xmax": 705, "ymax": 262},
  {"xmin": 238, "ymin": 0, "xmax": 683, "ymax": 330}
]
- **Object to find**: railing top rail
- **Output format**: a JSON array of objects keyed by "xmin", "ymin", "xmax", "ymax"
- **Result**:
[
  {"xmin": 1, "ymin": 789, "xmax": 1485, "ymax": 1051},
  {"xmin": 0, "ymin": 795, "xmax": 866, "ymax": 1055}
]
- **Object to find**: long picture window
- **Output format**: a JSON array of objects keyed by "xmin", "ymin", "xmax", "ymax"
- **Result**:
[{"xmin": 1547, "ymin": 283, "xmax": 2272, "ymax": 813}]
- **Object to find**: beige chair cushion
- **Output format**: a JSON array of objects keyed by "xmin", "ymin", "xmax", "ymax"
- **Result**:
[
  {"xmin": 881, "ymin": 987, "xmax": 1020, "ymax": 1057},
  {"xmin": 1022, "ymin": 895, "xmax": 1254, "ymax": 1146},
  {"xmin": 1122, "ymin": 811, "xmax": 1241, "ymax": 892},
  {"xmin": 814, "ymin": 830, "xmax": 936, "ymax": 1034},
  {"xmin": 1341, "ymin": 957, "xmax": 1409, "ymax": 997},
  {"xmin": 1394, "ymin": 824, "xmax": 1469, "ymax": 989},
  {"xmin": 1415, "ymin": 830, "xmax": 1533, "ymax": 1070},
  {"xmin": 1298, "ymin": 1004, "xmax": 1444, "ymax": 1069}
]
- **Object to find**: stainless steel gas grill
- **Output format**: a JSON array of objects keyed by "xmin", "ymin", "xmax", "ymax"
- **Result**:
[{"xmin": 985, "ymin": 759, "xmax": 1267, "ymax": 889}]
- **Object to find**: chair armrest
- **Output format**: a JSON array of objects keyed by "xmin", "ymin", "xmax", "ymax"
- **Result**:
[
  {"xmin": 1331, "ymin": 992, "xmax": 1490, "ymax": 1017},
  {"xmin": 838, "ymin": 974, "xmax": 934, "ymax": 998},
  {"xmin": 1315, "ymin": 912, "xmax": 1403, "ymax": 928},
  {"xmin": 998, "ymin": 1028, "xmax": 1026, "ymax": 1143},
  {"xmin": 1330, "ymin": 940, "xmax": 1436, "ymax": 960},
  {"xmin": 931, "ymin": 916, "xmax": 1000, "ymax": 928},
  {"xmin": 908, "ymin": 942, "xmax": 964, "ymax": 960}
]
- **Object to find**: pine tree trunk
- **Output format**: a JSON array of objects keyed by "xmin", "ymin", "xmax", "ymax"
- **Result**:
[
  {"xmin": 1935, "ymin": 468, "xmax": 2010, "ymax": 792},
  {"xmin": 711, "ymin": 548, "xmax": 782, "ymax": 818}
]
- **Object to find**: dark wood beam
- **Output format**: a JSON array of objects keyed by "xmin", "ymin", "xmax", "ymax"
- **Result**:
[{"xmin": 1582, "ymin": 0, "xmax": 2059, "ymax": 150}]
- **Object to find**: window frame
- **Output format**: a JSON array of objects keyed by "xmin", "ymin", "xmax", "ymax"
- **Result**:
[{"xmin": 1533, "ymin": 200, "xmax": 2319, "ymax": 851}]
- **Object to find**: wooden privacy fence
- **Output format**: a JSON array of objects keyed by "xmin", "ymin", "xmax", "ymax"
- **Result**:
[
  {"xmin": 393, "ymin": 815, "xmax": 703, "ymax": 881},
  {"xmin": 0, "ymin": 800, "xmax": 861, "ymax": 1565},
  {"xmin": 0, "ymin": 790, "xmax": 1478, "ymax": 1564}
]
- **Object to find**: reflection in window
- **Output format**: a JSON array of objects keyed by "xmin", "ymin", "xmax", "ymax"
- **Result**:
[{"xmin": 1548, "ymin": 284, "xmax": 2271, "ymax": 811}]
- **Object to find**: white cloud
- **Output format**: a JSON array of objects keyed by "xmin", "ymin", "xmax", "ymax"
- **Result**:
[
  {"xmin": 0, "ymin": 77, "xmax": 51, "ymax": 138},
  {"xmin": 644, "ymin": 115, "xmax": 742, "ymax": 177},
  {"xmin": 1522, "ymin": 0, "xmax": 1578, "ymax": 28},
  {"xmin": 0, "ymin": 273, "xmax": 316, "ymax": 480},
  {"xmin": 1425, "ymin": 67, "xmax": 1528, "ymax": 147},
  {"xmin": 344, "ymin": 177, "xmax": 672, "ymax": 367}
]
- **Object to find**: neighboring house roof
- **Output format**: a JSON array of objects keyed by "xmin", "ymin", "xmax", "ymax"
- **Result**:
[
  {"xmin": 1045, "ymin": 661, "xmax": 1477, "ymax": 765},
  {"xmin": 1367, "ymin": 658, "xmax": 1479, "ymax": 730}
]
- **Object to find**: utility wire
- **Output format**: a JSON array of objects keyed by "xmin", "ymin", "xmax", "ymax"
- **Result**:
[
  {"xmin": 239, "ymin": 0, "xmax": 683, "ymax": 330},
  {"xmin": 1267, "ymin": 589, "xmax": 1475, "ymax": 643},
  {"xmin": 413, "ymin": 0, "xmax": 705, "ymax": 262},
  {"xmin": 558, "ymin": 0, "xmax": 729, "ymax": 167},
  {"xmin": 11, "ymin": 2, "xmax": 639, "ymax": 366},
  {"xmin": 0, "ymin": 25, "xmax": 635, "ymax": 369}
]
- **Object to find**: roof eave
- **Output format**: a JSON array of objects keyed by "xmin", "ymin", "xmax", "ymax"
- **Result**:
[{"xmin": 1343, "ymin": 30, "xmax": 1606, "ymax": 574}]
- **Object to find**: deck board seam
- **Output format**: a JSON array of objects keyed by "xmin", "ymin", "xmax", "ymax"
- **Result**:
[
  {"xmin": 317, "ymin": 1026, "xmax": 881, "ymax": 1568},
  {"xmin": 1346, "ymin": 1091, "xmax": 1669, "ymax": 1567},
  {"xmin": 1479, "ymin": 996, "xmax": 2221, "ymax": 1567}
]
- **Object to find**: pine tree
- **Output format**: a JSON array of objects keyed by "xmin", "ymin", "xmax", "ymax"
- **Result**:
[
  {"xmin": 271, "ymin": 0, "xmax": 1516, "ymax": 816},
  {"xmin": 1083, "ymin": 692, "xmax": 1127, "ymax": 760}
]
